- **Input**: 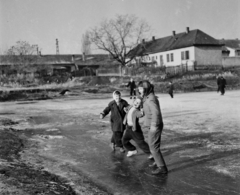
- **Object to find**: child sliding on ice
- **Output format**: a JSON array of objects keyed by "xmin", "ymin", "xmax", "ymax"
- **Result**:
[
  {"xmin": 122, "ymin": 96, "xmax": 152, "ymax": 158},
  {"xmin": 100, "ymin": 90, "xmax": 129, "ymax": 152}
]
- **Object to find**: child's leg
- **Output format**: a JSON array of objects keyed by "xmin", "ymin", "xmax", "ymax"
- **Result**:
[
  {"xmin": 110, "ymin": 134, "xmax": 115, "ymax": 145},
  {"xmin": 132, "ymin": 129, "xmax": 151, "ymax": 154},
  {"xmin": 122, "ymin": 127, "xmax": 136, "ymax": 151},
  {"xmin": 113, "ymin": 131, "xmax": 124, "ymax": 148}
]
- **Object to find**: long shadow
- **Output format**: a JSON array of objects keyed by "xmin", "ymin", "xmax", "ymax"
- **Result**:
[
  {"xmin": 168, "ymin": 148, "xmax": 240, "ymax": 173},
  {"xmin": 163, "ymin": 132, "xmax": 221, "ymax": 144},
  {"xmin": 164, "ymin": 111, "xmax": 207, "ymax": 118},
  {"xmin": 0, "ymin": 112, "xmax": 15, "ymax": 115}
]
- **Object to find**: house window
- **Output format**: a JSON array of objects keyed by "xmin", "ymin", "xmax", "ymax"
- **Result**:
[
  {"xmin": 156, "ymin": 56, "xmax": 158, "ymax": 59},
  {"xmin": 181, "ymin": 51, "xmax": 185, "ymax": 60},
  {"xmin": 181, "ymin": 50, "xmax": 190, "ymax": 60},
  {"xmin": 152, "ymin": 56, "xmax": 154, "ymax": 61},
  {"xmin": 171, "ymin": 53, "xmax": 174, "ymax": 61},
  {"xmin": 236, "ymin": 50, "xmax": 240, "ymax": 56},
  {"xmin": 160, "ymin": 55, "xmax": 163, "ymax": 66},
  {"xmin": 186, "ymin": 51, "xmax": 189, "ymax": 59},
  {"xmin": 167, "ymin": 54, "xmax": 170, "ymax": 62}
]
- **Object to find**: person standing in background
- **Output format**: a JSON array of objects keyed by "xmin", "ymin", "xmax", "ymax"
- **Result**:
[
  {"xmin": 126, "ymin": 78, "xmax": 136, "ymax": 99},
  {"xmin": 219, "ymin": 75, "xmax": 227, "ymax": 95},
  {"xmin": 167, "ymin": 81, "xmax": 174, "ymax": 98}
]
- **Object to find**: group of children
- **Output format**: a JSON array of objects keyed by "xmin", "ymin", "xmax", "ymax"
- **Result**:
[
  {"xmin": 100, "ymin": 79, "xmax": 168, "ymax": 175},
  {"xmin": 100, "ymin": 90, "xmax": 152, "ymax": 158}
]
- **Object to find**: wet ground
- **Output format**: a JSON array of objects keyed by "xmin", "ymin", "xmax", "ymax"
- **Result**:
[{"xmin": 0, "ymin": 90, "xmax": 240, "ymax": 194}]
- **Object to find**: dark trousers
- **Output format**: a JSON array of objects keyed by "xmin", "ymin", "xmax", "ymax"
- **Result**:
[
  {"xmin": 122, "ymin": 125, "xmax": 151, "ymax": 154},
  {"xmin": 130, "ymin": 88, "xmax": 136, "ymax": 97},
  {"xmin": 169, "ymin": 91, "xmax": 173, "ymax": 98},
  {"xmin": 220, "ymin": 86, "xmax": 225, "ymax": 95},
  {"xmin": 111, "ymin": 131, "xmax": 123, "ymax": 147},
  {"xmin": 148, "ymin": 124, "xmax": 167, "ymax": 167}
]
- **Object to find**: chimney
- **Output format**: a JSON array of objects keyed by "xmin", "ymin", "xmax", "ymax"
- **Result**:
[
  {"xmin": 152, "ymin": 36, "xmax": 155, "ymax": 41},
  {"xmin": 172, "ymin": 31, "xmax": 176, "ymax": 36},
  {"xmin": 72, "ymin": 55, "xmax": 75, "ymax": 62},
  {"xmin": 82, "ymin": 52, "xmax": 85, "ymax": 61},
  {"xmin": 186, "ymin": 27, "xmax": 190, "ymax": 34}
]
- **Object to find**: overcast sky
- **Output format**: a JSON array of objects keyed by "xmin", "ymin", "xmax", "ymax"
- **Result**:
[{"xmin": 0, "ymin": 0, "xmax": 239, "ymax": 54}]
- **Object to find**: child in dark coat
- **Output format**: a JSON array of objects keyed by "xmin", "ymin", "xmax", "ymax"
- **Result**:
[
  {"xmin": 122, "ymin": 97, "xmax": 152, "ymax": 158},
  {"xmin": 167, "ymin": 81, "xmax": 174, "ymax": 98},
  {"xmin": 100, "ymin": 90, "xmax": 129, "ymax": 152}
]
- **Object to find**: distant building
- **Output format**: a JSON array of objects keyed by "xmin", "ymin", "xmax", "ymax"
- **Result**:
[
  {"xmin": 219, "ymin": 39, "xmax": 240, "ymax": 57},
  {"xmin": 219, "ymin": 39, "xmax": 240, "ymax": 68},
  {"xmin": 128, "ymin": 27, "xmax": 224, "ymax": 70},
  {"xmin": 0, "ymin": 53, "xmax": 122, "ymax": 76}
]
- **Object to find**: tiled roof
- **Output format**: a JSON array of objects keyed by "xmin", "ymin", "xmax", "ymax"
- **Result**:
[
  {"xmin": 219, "ymin": 39, "xmax": 240, "ymax": 49},
  {"xmin": 0, "ymin": 54, "xmax": 118, "ymax": 66},
  {"xmin": 128, "ymin": 29, "xmax": 223, "ymax": 57},
  {"xmin": 75, "ymin": 54, "xmax": 120, "ymax": 66},
  {"xmin": 0, "ymin": 54, "xmax": 81, "ymax": 65}
]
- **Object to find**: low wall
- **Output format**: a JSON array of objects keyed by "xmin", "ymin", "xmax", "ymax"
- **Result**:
[
  {"xmin": 166, "ymin": 64, "xmax": 194, "ymax": 75},
  {"xmin": 222, "ymin": 57, "xmax": 240, "ymax": 67},
  {"xmin": 97, "ymin": 66, "xmax": 122, "ymax": 76}
]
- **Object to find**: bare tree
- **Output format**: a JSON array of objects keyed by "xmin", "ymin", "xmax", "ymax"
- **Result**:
[
  {"xmin": 81, "ymin": 31, "xmax": 91, "ymax": 55},
  {"xmin": 89, "ymin": 14, "xmax": 150, "ymax": 66},
  {"xmin": 5, "ymin": 41, "xmax": 41, "ymax": 73}
]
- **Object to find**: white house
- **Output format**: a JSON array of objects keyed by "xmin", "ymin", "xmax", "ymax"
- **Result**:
[
  {"xmin": 219, "ymin": 39, "xmax": 240, "ymax": 67},
  {"xmin": 128, "ymin": 27, "xmax": 223, "ymax": 69},
  {"xmin": 219, "ymin": 39, "xmax": 240, "ymax": 57}
]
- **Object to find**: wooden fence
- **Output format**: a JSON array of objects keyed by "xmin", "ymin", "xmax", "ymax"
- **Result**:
[{"xmin": 165, "ymin": 64, "xmax": 194, "ymax": 75}]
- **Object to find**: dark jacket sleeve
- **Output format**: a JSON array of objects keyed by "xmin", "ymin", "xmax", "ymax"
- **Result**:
[{"xmin": 101, "ymin": 101, "xmax": 113, "ymax": 117}]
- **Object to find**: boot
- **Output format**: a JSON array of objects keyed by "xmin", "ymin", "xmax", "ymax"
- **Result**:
[
  {"xmin": 149, "ymin": 162, "xmax": 157, "ymax": 168},
  {"xmin": 151, "ymin": 166, "xmax": 168, "ymax": 175}
]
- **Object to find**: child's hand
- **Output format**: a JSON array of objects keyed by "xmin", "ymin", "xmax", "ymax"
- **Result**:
[
  {"xmin": 99, "ymin": 113, "xmax": 104, "ymax": 119},
  {"xmin": 123, "ymin": 107, "xmax": 128, "ymax": 112}
]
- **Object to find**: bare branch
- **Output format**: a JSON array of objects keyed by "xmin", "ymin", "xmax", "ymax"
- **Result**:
[{"xmin": 89, "ymin": 14, "xmax": 150, "ymax": 66}]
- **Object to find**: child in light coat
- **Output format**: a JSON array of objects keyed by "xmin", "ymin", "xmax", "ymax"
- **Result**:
[{"xmin": 122, "ymin": 97, "xmax": 152, "ymax": 158}]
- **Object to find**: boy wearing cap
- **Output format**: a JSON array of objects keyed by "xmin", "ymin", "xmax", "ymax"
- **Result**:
[{"xmin": 100, "ymin": 90, "xmax": 129, "ymax": 152}]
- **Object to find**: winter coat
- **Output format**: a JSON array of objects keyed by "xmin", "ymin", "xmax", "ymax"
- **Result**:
[
  {"xmin": 101, "ymin": 99, "xmax": 129, "ymax": 132},
  {"xmin": 127, "ymin": 81, "xmax": 136, "ymax": 89},
  {"xmin": 123, "ymin": 105, "xmax": 144, "ymax": 131},
  {"xmin": 219, "ymin": 77, "xmax": 226, "ymax": 88},
  {"xmin": 142, "ymin": 93, "xmax": 163, "ymax": 131},
  {"xmin": 167, "ymin": 83, "xmax": 174, "ymax": 93}
]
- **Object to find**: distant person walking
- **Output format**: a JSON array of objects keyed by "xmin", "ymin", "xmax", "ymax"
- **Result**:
[
  {"xmin": 217, "ymin": 74, "xmax": 221, "ymax": 93},
  {"xmin": 138, "ymin": 80, "xmax": 168, "ymax": 175},
  {"xmin": 122, "ymin": 96, "xmax": 152, "ymax": 159},
  {"xmin": 218, "ymin": 75, "xmax": 227, "ymax": 95},
  {"xmin": 126, "ymin": 78, "xmax": 136, "ymax": 99},
  {"xmin": 167, "ymin": 81, "xmax": 174, "ymax": 98},
  {"xmin": 100, "ymin": 90, "xmax": 129, "ymax": 153}
]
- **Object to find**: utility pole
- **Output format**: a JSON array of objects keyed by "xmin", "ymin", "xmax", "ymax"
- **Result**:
[{"xmin": 56, "ymin": 39, "xmax": 59, "ymax": 54}]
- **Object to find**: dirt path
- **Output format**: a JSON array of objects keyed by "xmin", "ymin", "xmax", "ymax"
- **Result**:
[{"xmin": 0, "ymin": 90, "xmax": 240, "ymax": 194}]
